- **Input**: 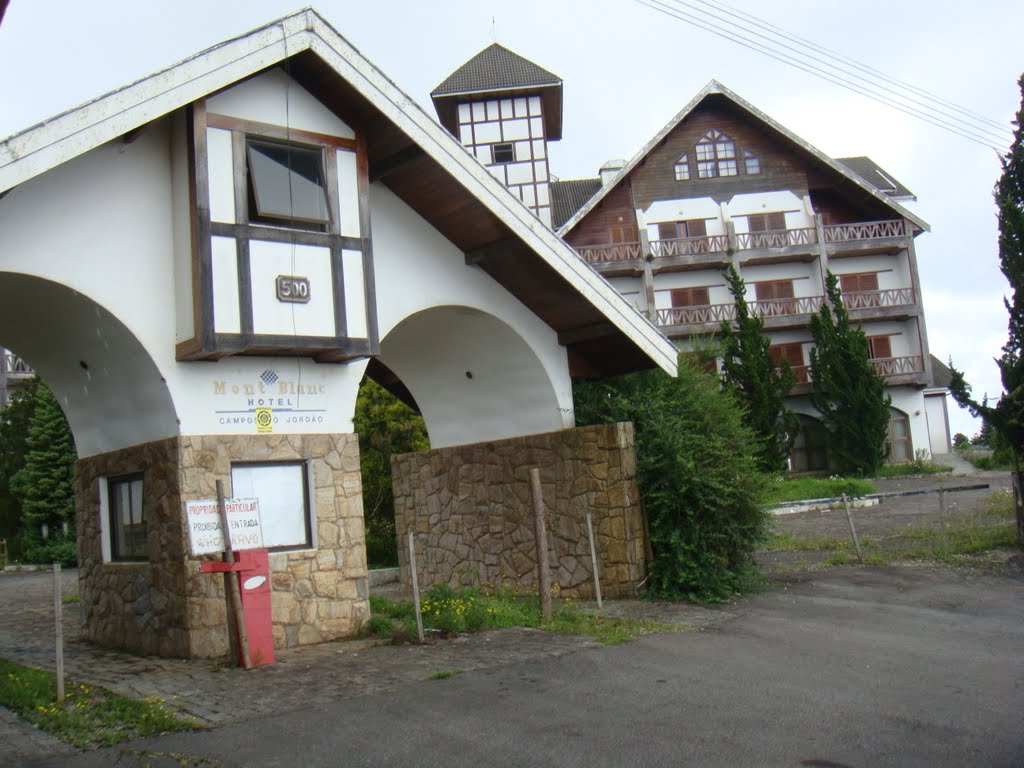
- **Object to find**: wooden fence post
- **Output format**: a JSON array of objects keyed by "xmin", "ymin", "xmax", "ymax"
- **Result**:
[
  {"xmin": 530, "ymin": 468, "xmax": 552, "ymax": 620},
  {"xmin": 842, "ymin": 494, "xmax": 864, "ymax": 564}
]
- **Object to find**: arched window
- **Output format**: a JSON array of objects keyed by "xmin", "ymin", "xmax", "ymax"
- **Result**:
[
  {"xmin": 886, "ymin": 408, "xmax": 913, "ymax": 462},
  {"xmin": 696, "ymin": 130, "xmax": 738, "ymax": 178},
  {"xmin": 674, "ymin": 154, "xmax": 690, "ymax": 181}
]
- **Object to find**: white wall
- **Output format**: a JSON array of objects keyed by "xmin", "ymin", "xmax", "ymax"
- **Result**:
[
  {"xmin": 924, "ymin": 391, "xmax": 951, "ymax": 454},
  {"xmin": 889, "ymin": 387, "xmax": 930, "ymax": 459}
]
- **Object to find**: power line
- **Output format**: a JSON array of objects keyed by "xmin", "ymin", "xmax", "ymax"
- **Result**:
[
  {"xmin": 686, "ymin": 0, "xmax": 1009, "ymax": 137},
  {"xmin": 634, "ymin": 0, "xmax": 1010, "ymax": 150}
]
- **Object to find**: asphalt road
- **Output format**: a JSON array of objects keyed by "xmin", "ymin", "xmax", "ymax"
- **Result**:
[{"xmin": 30, "ymin": 564, "xmax": 1024, "ymax": 768}]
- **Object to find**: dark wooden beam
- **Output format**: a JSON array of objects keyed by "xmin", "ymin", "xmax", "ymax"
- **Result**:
[
  {"xmin": 369, "ymin": 145, "xmax": 427, "ymax": 182},
  {"xmin": 465, "ymin": 237, "xmax": 521, "ymax": 266},
  {"xmin": 557, "ymin": 322, "xmax": 617, "ymax": 346}
]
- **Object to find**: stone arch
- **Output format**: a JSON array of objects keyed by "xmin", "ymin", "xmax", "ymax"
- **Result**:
[
  {"xmin": 376, "ymin": 306, "xmax": 566, "ymax": 448},
  {"xmin": 0, "ymin": 272, "xmax": 178, "ymax": 457}
]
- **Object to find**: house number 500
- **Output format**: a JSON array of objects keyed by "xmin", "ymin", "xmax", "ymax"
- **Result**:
[{"xmin": 276, "ymin": 275, "xmax": 311, "ymax": 304}]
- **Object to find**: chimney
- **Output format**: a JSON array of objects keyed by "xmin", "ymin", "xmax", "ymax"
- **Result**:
[{"xmin": 599, "ymin": 159, "xmax": 626, "ymax": 186}]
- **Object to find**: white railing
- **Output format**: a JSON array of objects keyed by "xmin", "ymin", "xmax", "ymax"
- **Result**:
[
  {"xmin": 3, "ymin": 351, "xmax": 32, "ymax": 374},
  {"xmin": 824, "ymin": 219, "xmax": 906, "ymax": 243},
  {"xmin": 871, "ymin": 356, "xmax": 924, "ymax": 377},
  {"xmin": 843, "ymin": 287, "xmax": 915, "ymax": 310},
  {"xmin": 576, "ymin": 242, "xmax": 643, "ymax": 264}
]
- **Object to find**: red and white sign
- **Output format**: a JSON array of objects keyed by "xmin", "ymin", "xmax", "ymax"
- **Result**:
[{"xmin": 186, "ymin": 498, "xmax": 264, "ymax": 556}]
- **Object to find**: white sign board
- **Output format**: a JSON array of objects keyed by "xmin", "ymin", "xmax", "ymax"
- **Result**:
[{"xmin": 186, "ymin": 498, "xmax": 264, "ymax": 556}]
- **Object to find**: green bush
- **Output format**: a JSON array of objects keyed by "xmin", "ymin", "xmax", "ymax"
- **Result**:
[
  {"xmin": 574, "ymin": 356, "xmax": 767, "ymax": 601},
  {"xmin": 21, "ymin": 536, "xmax": 77, "ymax": 567}
]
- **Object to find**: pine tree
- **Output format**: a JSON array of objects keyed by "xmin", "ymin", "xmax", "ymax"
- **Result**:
[
  {"xmin": 809, "ymin": 271, "xmax": 891, "ymax": 476},
  {"xmin": 719, "ymin": 265, "xmax": 799, "ymax": 472},
  {"xmin": 10, "ymin": 383, "xmax": 77, "ymax": 562},
  {"xmin": 0, "ymin": 377, "xmax": 41, "ymax": 553},
  {"xmin": 949, "ymin": 74, "xmax": 1024, "ymax": 539}
]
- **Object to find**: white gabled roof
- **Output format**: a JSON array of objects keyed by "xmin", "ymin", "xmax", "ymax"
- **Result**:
[
  {"xmin": 557, "ymin": 79, "xmax": 930, "ymax": 237},
  {"xmin": 0, "ymin": 8, "xmax": 677, "ymax": 377}
]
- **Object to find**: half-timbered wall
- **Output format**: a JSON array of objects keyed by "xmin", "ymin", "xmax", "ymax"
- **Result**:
[
  {"xmin": 457, "ymin": 95, "xmax": 552, "ymax": 225},
  {"xmin": 177, "ymin": 69, "xmax": 377, "ymax": 362}
]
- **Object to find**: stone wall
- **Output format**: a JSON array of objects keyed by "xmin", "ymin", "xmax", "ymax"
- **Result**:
[
  {"xmin": 76, "ymin": 433, "xmax": 369, "ymax": 659},
  {"xmin": 391, "ymin": 423, "xmax": 646, "ymax": 598}
]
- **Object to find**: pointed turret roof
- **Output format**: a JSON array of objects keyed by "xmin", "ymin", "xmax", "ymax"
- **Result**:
[{"xmin": 431, "ymin": 43, "xmax": 563, "ymax": 139}]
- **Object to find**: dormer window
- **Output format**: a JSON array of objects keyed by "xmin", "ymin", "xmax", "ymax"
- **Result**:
[
  {"xmin": 696, "ymin": 130, "xmax": 737, "ymax": 178},
  {"xmin": 674, "ymin": 154, "xmax": 690, "ymax": 181},
  {"xmin": 246, "ymin": 138, "xmax": 329, "ymax": 228}
]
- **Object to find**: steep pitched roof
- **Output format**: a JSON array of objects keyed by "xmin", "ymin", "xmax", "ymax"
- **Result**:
[
  {"xmin": 430, "ymin": 43, "xmax": 563, "ymax": 140},
  {"xmin": 928, "ymin": 354, "xmax": 954, "ymax": 389},
  {"xmin": 431, "ymin": 43, "xmax": 561, "ymax": 96},
  {"xmin": 550, "ymin": 178, "xmax": 602, "ymax": 229},
  {"xmin": 837, "ymin": 156, "xmax": 916, "ymax": 202},
  {"xmin": 0, "ymin": 9, "xmax": 674, "ymax": 378},
  {"xmin": 557, "ymin": 80, "xmax": 930, "ymax": 237}
]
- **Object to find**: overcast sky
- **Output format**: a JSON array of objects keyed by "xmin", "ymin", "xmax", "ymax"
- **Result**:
[{"xmin": 2, "ymin": 0, "xmax": 1021, "ymax": 439}]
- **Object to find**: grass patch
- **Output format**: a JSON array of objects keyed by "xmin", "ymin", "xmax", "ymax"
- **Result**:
[
  {"xmin": 428, "ymin": 669, "xmax": 460, "ymax": 680},
  {"xmin": 874, "ymin": 461, "xmax": 953, "ymax": 478},
  {"xmin": 61, "ymin": 592, "xmax": 80, "ymax": 605},
  {"xmin": 958, "ymin": 451, "xmax": 1012, "ymax": 471},
  {"xmin": 0, "ymin": 657, "xmax": 198, "ymax": 748},
  {"xmin": 369, "ymin": 585, "xmax": 669, "ymax": 646},
  {"xmin": 765, "ymin": 532, "xmax": 851, "ymax": 552},
  {"xmin": 763, "ymin": 476, "xmax": 876, "ymax": 505}
]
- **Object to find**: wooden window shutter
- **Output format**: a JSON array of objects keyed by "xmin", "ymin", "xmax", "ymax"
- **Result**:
[
  {"xmin": 868, "ymin": 335, "xmax": 892, "ymax": 359},
  {"xmin": 671, "ymin": 287, "xmax": 710, "ymax": 307},
  {"xmin": 683, "ymin": 219, "xmax": 707, "ymax": 237},
  {"xmin": 657, "ymin": 222, "xmax": 679, "ymax": 240}
]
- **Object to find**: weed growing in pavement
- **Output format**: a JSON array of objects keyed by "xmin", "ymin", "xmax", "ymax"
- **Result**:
[
  {"xmin": 0, "ymin": 657, "xmax": 198, "ymax": 748},
  {"xmin": 369, "ymin": 586, "xmax": 671, "ymax": 646},
  {"xmin": 428, "ymin": 669, "xmax": 460, "ymax": 680},
  {"xmin": 762, "ymin": 476, "xmax": 876, "ymax": 505}
]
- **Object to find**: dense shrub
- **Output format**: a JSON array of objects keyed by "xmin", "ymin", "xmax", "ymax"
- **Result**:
[{"xmin": 574, "ymin": 356, "xmax": 767, "ymax": 601}]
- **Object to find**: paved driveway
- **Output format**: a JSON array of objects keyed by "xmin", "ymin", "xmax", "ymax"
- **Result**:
[{"xmin": 18, "ymin": 563, "xmax": 1024, "ymax": 768}]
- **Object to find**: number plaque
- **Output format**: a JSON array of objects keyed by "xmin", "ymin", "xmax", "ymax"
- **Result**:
[{"xmin": 275, "ymin": 275, "xmax": 310, "ymax": 304}]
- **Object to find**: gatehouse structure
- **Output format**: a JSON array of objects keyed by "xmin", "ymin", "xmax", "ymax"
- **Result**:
[{"xmin": 0, "ymin": 10, "xmax": 675, "ymax": 657}]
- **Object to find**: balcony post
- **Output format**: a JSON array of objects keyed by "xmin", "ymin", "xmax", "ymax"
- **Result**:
[
  {"xmin": 636, "ymin": 211, "xmax": 658, "ymax": 323},
  {"xmin": 813, "ymin": 213, "xmax": 830, "ymax": 296}
]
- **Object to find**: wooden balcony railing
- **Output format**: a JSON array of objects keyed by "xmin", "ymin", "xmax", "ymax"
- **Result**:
[
  {"xmin": 843, "ymin": 287, "xmax": 915, "ymax": 310},
  {"xmin": 734, "ymin": 227, "xmax": 817, "ymax": 250},
  {"xmin": 650, "ymin": 234, "xmax": 730, "ymax": 258},
  {"xmin": 788, "ymin": 365, "xmax": 811, "ymax": 384},
  {"xmin": 749, "ymin": 295, "xmax": 823, "ymax": 318},
  {"xmin": 824, "ymin": 219, "xmax": 906, "ymax": 243},
  {"xmin": 870, "ymin": 355, "xmax": 924, "ymax": 377},
  {"xmin": 574, "ymin": 218, "xmax": 910, "ymax": 266},
  {"xmin": 3, "ymin": 351, "xmax": 32, "ymax": 375},
  {"xmin": 576, "ymin": 242, "xmax": 643, "ymax": 264},
  {"xmin": 657, "ymin": 303, "xmax": 735, "ymax": 326}
]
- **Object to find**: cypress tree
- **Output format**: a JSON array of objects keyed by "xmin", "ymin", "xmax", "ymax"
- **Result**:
[
  {"xmin": 10, "ymin": 383, "xmax": 77, "ymax": 562},
  {"xmin": 809, "ymin": 271, "xmax": 891, "ymax": 476},
  {"xmin": 949, "ymin": 74, "xmax": 1024, "ymax": 539},
  {"xmin": 719, "ymin": 264, "xmax": 799, "ymax": 472}
]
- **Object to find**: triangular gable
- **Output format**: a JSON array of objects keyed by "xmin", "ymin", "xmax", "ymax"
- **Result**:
[
  {"xmin": 0, "ymin": 9, "xmax": 675, "ymax": 377},
  {"xmin": 558, "ymin": 80, "xmax": 930, "ymax": 237}
]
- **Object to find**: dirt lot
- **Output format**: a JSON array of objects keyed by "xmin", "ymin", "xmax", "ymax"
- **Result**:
[{"xmin": 759, "ymin": 470, "xmax": 1016, "ymax": 574}]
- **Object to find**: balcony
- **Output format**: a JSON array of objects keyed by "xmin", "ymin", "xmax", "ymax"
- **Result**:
[
  {"xmin": 3, "ymin": 351, "xmax": 33, "ymax": 377},
  {"xmin": 574, "ymin": 218, "xmax": 911, "ymax": 272},
  {"xmin": 657, "ymin": 295, "xmax": 823, "ymax": 334},
  {"xmin": 782, "ymin": 355, "xmax": 925, "ymax": 394}
]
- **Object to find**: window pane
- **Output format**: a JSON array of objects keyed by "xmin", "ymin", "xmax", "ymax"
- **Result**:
[
  {"xmin": 493, "ymin": 143, "xmax": 515, "ymax": 164},
  {"xmin": 248, "ymin": 142, "xmax": 328, "ymax": 224},
  {"xmin": 110, "ymin": 476, "xmax": 146, "ymax": 561},
  {"xmin": 695, "ymin": 143, "xmax": 715, "ymax": 161},
  {"xmin": 718, "ymin": 159, "xmax": 738, "ymax": 176},
  {"xmin": 231, "ymin": 464, "xmax": 310, "ymax": 550},
  {"xmin": 716, "ymin": 141, "xmax": 736, "ymax": 159},
  {"xmin": 697, "ymin": 161, "xmax": 716, "ymax": 178}
]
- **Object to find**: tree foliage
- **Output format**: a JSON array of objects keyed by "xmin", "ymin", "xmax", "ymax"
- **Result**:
[
  {"xmin": 8, "ymin": 381, "xmax": 78, "ymax": 564},
  {"xmin": 573, "ymin": 357, "xmax": 768, "ymax": 601},
  {"xmin": 808, "ymin": 272, "xmax": 891, "ymax": 476},
  {"xmin": 950, "ymin": 75, "xmax": 1024, "ymax": 473},
  {"xmin": 719, "ymin": 265, "xmax": 799, "ymax": 472},
  {"xmin": 0, "ymin": 377, "xmax": 42, "ymax": 555},
  {"xmin": 353, "ymin": 377, "xmax": 429, "ymax": 567}
]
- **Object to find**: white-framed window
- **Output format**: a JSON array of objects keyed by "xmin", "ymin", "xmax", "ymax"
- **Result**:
[
  {"xmin": 246, "ymin": 138, "xmax": 329, "ymax": 228},
  {"xmin": 674, "ymin": 154, "xmax": 690, "ymax": 181},
  {"xmin": 696, "ymin": 130, "xmax": 739, "ymax": 178},
  {"xmin": 107, "ymin": 474, "xmax": 146, "ymax": 562},
  {"xmin": 230, "ymin": 462, "xmax": 313, "ymax": 551}
]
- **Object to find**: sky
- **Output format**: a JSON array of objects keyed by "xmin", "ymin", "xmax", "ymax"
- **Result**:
[{"xmin": 1, "ymin": 0, "xmax": 1021, "ymax": 440}]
